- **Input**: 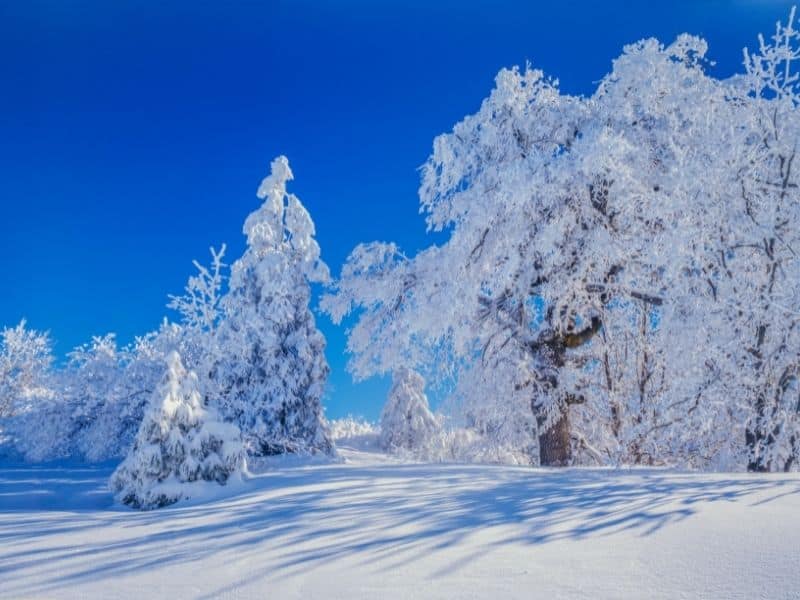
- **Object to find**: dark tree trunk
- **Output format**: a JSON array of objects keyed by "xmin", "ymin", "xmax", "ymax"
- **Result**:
[
  {"xmin": 745, "ymin": 424, "xmax": 770, "ymax": 472},
  {"xmin": 530, "ymin": 316, "xmax": 602, "ymax": 467},
  {"xmin": 746, "ymin": 401, "xmax": 781, "ymax": 473},
  {"xmin": 745, "ymin": 322, "xmax": 771, "ymax": 473},
  {"xmin": 536, "ymin": 408, "xmax": 572, "ymax": 467}
]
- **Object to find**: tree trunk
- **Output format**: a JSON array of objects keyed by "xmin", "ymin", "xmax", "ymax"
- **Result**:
[
  {"xmin": 529, "ymin": 316, "xmax": 602, "ymax": 467},
  {"xmin": 746, "ymin": 389, "xmax": 775, "ymax": 472},
  {"xmin": 746, "ymin": 431, "xmax": 770, "ymax": 472},
  {"xmin": 535, "ymin": 406, "xmax": 572, "ymax": 467}
]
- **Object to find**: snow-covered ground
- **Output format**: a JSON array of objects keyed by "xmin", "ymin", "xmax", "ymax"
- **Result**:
[{"xmin": 1, "ymin": 443, "xmax": 798, "ymax": 599}]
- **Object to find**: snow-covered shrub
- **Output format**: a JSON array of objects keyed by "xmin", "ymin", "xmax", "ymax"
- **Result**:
[
  {"xmin": 329, "ymin": 416, "xmax": 379, "ymax": 441},
  {"xmin": 6, "ymin": 380, "xmax": 74, "ymax": 462},
  {"xmin": 420, "ymin": 427, "xmax": 537, "ymax": 466},
  {"xmin": 168, "ymin": 245, "xmax": 227, "ymax": 335},
  {"xmin": 110, "ymin": 351, "xmax": 244, "ymax": 510},
  {"xmin": 6, "ymin": 323, "xmax": 188, "ymax": 463},
  {"xmin": 66, "ymin": 334, "xmax": 136, "ymax": 462},
  {"xmin": 327, "ymin": 416, "xmax": 380, "ymax": 453},
  {"xmin": 379, "ymin": 368, "xmax": 440, "ymax": 453},
  {"xmin": 212, "ymin": 156, "xmax": 333, "ymax": 457}
]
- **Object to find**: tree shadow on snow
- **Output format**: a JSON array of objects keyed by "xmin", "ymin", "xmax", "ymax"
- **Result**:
[{"xmin": 0, "ymin": 461, "xmax": 797, "ymax": 597}]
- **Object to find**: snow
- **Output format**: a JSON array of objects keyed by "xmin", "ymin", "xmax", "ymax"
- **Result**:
[{"xmin": 1, "ymin": 450, "xmax": 798, "ymax": 599}]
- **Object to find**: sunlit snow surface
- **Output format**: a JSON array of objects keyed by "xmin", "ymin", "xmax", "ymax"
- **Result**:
[{"xmin": 1, "ymin": 444, "xmax": 798, "ymax": 599}]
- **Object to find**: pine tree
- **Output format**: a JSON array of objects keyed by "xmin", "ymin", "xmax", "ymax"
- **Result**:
[
  {"xmin": 379, "ymin": 368, "xmax": 440, "ymax": 453},
  {"xmin": 212, "ymin": 156, "xmax": 333, "ymax": 457},
  {"xmin": 110, "ymin": 351, "xmax": 244, "ymax": 510}
]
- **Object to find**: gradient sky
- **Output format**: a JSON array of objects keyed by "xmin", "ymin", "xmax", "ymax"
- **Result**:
[{"xmin": 1, "ymin": 0, "xmax": 795, "ymax": 420}]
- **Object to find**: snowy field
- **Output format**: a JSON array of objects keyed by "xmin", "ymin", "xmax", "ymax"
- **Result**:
[{"xmin": 1, "ymin": 443, "xmax": 799, "ymax": 600}]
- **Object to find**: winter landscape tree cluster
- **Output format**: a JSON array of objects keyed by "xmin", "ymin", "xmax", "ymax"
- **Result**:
[
  {"xmin": 323, "ymin": 11, "xmax": 800, "ymax": 472},
  {"xmin": 2, "ymin": 11, "xmax": 800, "ymax": 501},
  {"xmin": 0, "ymin": 157, "xmax": 334, "ymax": 506}
]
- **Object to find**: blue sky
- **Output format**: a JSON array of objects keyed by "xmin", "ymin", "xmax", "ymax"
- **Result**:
[{"xmin": 0, "ymin": 0, "xmax": 794, "ymax": 420}]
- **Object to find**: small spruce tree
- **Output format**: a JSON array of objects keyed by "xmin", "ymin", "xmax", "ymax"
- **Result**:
[
  {"xmin": 110, "ymin": 351, "xmax": 244, "ymax": 510},
  {"xmin": 379, "ymin": 368, "xmax": 440, "ymax": 453}
]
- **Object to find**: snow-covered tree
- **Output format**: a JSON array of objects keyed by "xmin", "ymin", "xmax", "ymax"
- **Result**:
[
  {"xmin": 379, "ymin": 368, "xmax": 440, "ymax": 453},
  {"xmin": 168, "ymin": 245, "xmax": 227, "ymax": 334},
  {"xmin": 0, "ymin": 320, "xmax": 59, "ymax": 460},
  {"xmin": 168, "ymin": 245, "xmax": 227, "ymax": 369},
  {"xmin": 212, "ymin": 156, "xmax": 333, "ymax": 457},
  {"xmin": 3, "ymin": 160, "xmax": 336, "ymax": 465},
  {"xmin": 8, "ymin": 323, "xmax": 189, "ymax": 463},
  {"xmin": 724, "ymin": 10, "xmax": 800, "ymax": 472},
  {"xmin": 7, "ymin": 11, "xmax": 800, "ymax": 473},
  {"xmin": 110, "ymin": 351, "xmax": 244, "ymax": 510},
  {"xmin": 555, "ymin": 35, "xmax": 735, "ymax": 468},
  {"xmin": 78, "ymin": 246, "xmax": 232, "ymax": 464},
  {"xmin": 447, "ymin": 349, "xmax": 540, "ymax": 464},
  {"xmin": 325, "ymin": 15, "xmax": 800, "ymax": 471},
  {"xmin": 325, "ymin": 66, "xmax": 633, "ymax": 466},
  {"xmin": 0, "ymin": 320, "xmax": 54, "ymax": 418},
  {"xmin": 165, "ymin": 245, "xmax": 231, "ymax": 415},
  {"xmin": 65, "ymin": 334, "xmax": 132, "ymax": 461}
]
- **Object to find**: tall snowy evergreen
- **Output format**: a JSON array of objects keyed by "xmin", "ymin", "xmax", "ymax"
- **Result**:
[
  {"xmin": 212, "ymin": 156, "xmax": 333, "ymax": 457},
  {"xmin": 110, "ymin": 351, "xmax": 244, "ymax": 510}
]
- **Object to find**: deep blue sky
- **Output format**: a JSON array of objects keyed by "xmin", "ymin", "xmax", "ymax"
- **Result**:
[{"xmin": 0, "ymin": 0, "xmax": 794, "ymax": 420}]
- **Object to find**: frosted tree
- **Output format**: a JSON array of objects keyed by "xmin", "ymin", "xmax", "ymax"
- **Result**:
[
  {"xmin": 90, "ymin": 247, "xmax": 230, "ymax": 463},
  {"xmin": 446, "ymin": 353, "xmax": 539, "ymax": 464},
  {"xmin": 166, "ymin": 245, "xmax": 230, "ymax": 412},
  {"xmin": 379, "ymin": 368, "xmax": 440, "ymax": 453},
  {"xmin": 326, "ymin": 66, "xmax": 638, "ymax": 465},
  {"xmin": 110, "ymin": 351, "xmax": 244, "ymax": 510},
  {"xmin": 10, "ymin": 323, "xmax": 189, "ymax": 463},
  {"xmin": 6, "ymin": 387, "xmax": 75, "ymax": 462},
  {"xmin": 0, "ymin": 320, "xmax": 58, "ymax": 459},
  {"xmin": 212, "ymin": 156, "xmax": 333, "ymax": 457},
  {"xmin": 0, "ymin": 320, "xmax": 54, "ymax": 419},
  {"xmin": 4, "ymin": 159, "xmax": 336, "ymax": 464},
  {"xmin": 66, "ymin": 334, "xmax": 131, "ymax": 461},
  {"xmin": 726, "ymin": 11, "xmax": 800, "ymax": 472},
  {"xmin": 324, "ymin": 35, "xmax": 756, "ymax": 468},
  {"xmin": 8, "ymin": 250, "xmax": 230, "ymax": 464},
  {"xmin": 168, "ymin": 245, "xmax": 227, "ymax": 334},
  {"xmin": 555, "ymin": 35, "xmax": 734, "ymax": 467},
  {"xmin": 7, "ymin": 11, "xmax": 800, "ymax": 473}
]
